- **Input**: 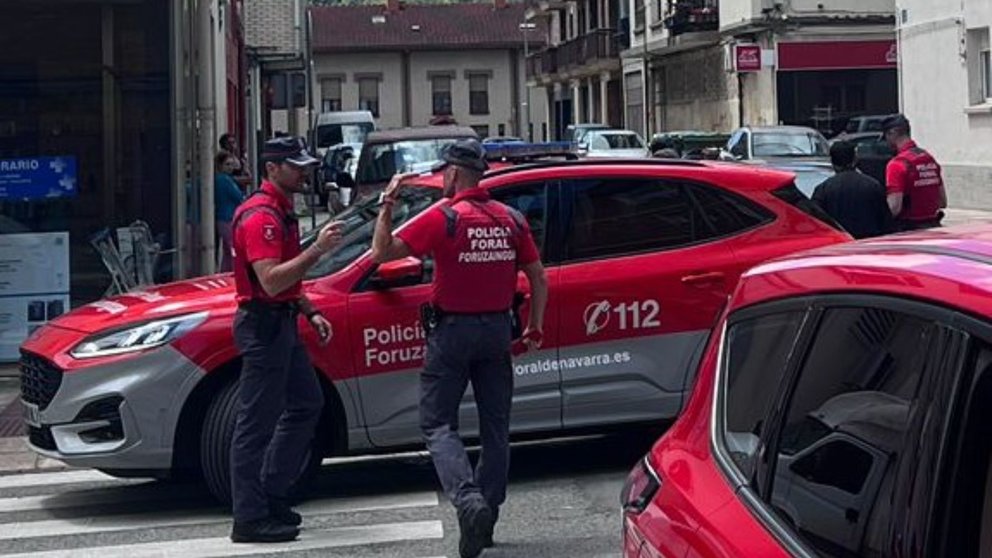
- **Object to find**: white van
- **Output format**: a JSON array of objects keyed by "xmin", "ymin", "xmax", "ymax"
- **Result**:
[{"xmin": 313, "ymin": 111, "xmax": 375, "ymax": 154}]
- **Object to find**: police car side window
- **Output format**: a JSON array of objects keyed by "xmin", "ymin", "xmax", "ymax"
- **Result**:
[
  {"xmin": 491, "ymin": 182, "xmax": 548, "ymax": 258},
  {"xmin": 687, "ymin": 183, "xmax": 773, "ymax": 237},
  {"xmin": 564, "ymin": 178, "xmax": 701, "ymax": 261}
]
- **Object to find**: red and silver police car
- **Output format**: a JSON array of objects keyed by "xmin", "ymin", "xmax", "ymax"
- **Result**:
[
  {"xmin": 20, "ymin": 155, "xmax": 849, "ymax": 501},
  {"xmin": 622, "ymin": 224, "xmax": 992, "ymax": 558}
]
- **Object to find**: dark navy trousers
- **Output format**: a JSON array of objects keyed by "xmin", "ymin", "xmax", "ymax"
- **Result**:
[
  {"xmin": 231, "ymin": 306, "xmax": 324, "ymax": 523},
  {"xmin": 420, "ymin": 312, "xmax": 514, "ymax": 513}
]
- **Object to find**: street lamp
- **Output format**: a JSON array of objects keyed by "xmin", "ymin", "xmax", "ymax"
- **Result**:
[{"xmin": 520, "ymin": 22, "xmax": 537, "ymax": 142}]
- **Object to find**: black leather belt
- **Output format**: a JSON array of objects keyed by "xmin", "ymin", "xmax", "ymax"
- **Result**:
[{"xmin": 238, "ymin": 300, "xmax": 299, "ymax": 314}]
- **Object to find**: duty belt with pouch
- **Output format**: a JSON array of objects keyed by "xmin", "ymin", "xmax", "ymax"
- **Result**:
[{"xmin": 419, "ymin": 293, "xmax": 526, "ymax": 338}]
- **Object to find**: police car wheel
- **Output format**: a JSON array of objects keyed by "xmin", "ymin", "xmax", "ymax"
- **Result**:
[
  {"xmin": 199, "ymin": 378, "xmax": 323, "ymax": 504},
  {"xmin": 201, "ymin": 379, "xmax": 238, "ymax": 504}
]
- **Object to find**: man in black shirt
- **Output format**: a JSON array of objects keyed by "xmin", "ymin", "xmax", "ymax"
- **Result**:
[{"xmin": 812, "ymin": 141, "xmax": 891, "ymax": 239}]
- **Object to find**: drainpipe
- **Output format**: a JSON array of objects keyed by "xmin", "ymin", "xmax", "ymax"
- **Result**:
[
  {"xmin": 171, "ymin": 0, "xmax": 187, "ymax": 279},
  {"xmin": 197, "ymin": 0, "xmax": 217, "ymax": 275}
]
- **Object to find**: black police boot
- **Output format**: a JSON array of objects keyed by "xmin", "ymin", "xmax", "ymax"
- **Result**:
[
  {"xmin": 458, "ymin": 499, "xmax": 493, "ymax": 558},
  {"xmin": 269, "ymin": 498, "xmax": 303, "ymax": 527},
  {"xmin": 483, "ymin": 506, "xmax": 499, "ymax": 548},
  {"xmin": 230, "ymin": 517, "xmax": 300, "ymax": 543}
]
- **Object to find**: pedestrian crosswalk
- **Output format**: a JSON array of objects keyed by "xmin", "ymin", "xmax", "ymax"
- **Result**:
[{"xmin": 0, "ymin": 466, "xmax": 448, "ymax": 557}]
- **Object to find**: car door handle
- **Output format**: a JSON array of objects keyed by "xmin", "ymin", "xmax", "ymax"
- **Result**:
[{"xmin": 681, "ymin": 272, "xmax": 726, "ymax": 285}]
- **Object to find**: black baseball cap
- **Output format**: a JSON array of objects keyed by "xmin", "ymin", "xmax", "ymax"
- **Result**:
[
  {"xmin": 262, "ymin": 136, "xmax": 319, "ymax": 167},
  {"xmin": 441, "ymin": 139, "xmax": 489, "ymax": 172},
  {"xmin": 881, "ymin": 114, "xmax": 911, "ymax": 133}
]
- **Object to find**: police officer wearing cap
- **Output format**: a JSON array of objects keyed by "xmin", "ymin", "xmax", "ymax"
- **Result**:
[
  {"xmin": 371, "ymin": 139, "xmax": 548, "ymax": 558},
  {"xmin": 882, "ymin": 114, "xmax": 947, "ymax": 230},
  {"xmin": 228, "ymin": 137, "xmax": 345, "ymax": 543}
]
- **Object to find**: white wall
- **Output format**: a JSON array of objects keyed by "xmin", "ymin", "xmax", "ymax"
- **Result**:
[
  {"xmin": 410, "ymin": 50, "xmax": 516, "ymax": 131},
  {"xmin": 720, "ymin": 0, "xmax": 760, "ymax": 31},
  {"xmin": 898, "ymin": 0, "xmax": 992, "ymax": 209},
  {"xmin": 314, "ymin": 52, "xmax": 405, "ymax": 129},
  {"xmin": 721, "ymin": 0, "xmax": 894, "ymax": 31}
]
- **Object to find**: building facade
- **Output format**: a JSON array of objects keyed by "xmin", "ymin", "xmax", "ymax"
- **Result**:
[
  {"xmin": 525, "ymin": 0, "xmax": 628, "ymax": 140},
  {"xmin": 897, "ymin": 0, "xmax": 992, "ymax": 209},
  {"xmin": 311, "ymin": 1, "xmax": 549, "ymax": 141},
  {"xmin": 621, "ymin": 0, "xmax": 899, "ymax": 139}
]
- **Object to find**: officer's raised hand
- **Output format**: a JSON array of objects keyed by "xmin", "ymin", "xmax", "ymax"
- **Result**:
[
  {"xmin": 382, "ymin": 172, "xmax": 420, "ymax": 203},
  {"xmin": 313, "ymin": 220, "xmax": 345, "ymax": 254}
]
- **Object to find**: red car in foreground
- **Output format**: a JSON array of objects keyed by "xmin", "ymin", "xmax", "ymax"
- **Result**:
[
  {"xmin": 21, "ymin": 158, "xmax": 848, "ymax": 502},
  {"xmin": 623, "ymin": 223, "xmax": 992, "ymax": 558}
]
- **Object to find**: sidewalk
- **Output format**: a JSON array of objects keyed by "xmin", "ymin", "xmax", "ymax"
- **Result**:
[{"xmin": 943, "ymin": 207, "xmax": 992, "ymax": 227}]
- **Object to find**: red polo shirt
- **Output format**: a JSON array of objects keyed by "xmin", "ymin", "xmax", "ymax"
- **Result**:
[
  {"xmin": 397, "ymin": 188, "xmax": 540, "ymax": 313},
  {"xmin": 231, "ymin": 181, "xmax": 302, "ymax": 303},
  {"xmin": 885, "ymin": 140, "xmax": 944, "ymax": 222}
]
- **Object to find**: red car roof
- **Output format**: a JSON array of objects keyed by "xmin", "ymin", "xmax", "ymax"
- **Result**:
[
  {"xmin": 734, "ymin": 222, "xmax": 992, "ymax": 318},
  {"xmin": 408, "ymin": 160, "xmax": 798, "ymax": 193}
]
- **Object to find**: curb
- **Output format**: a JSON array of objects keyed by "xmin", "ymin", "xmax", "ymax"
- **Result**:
[{"xmin": 0, "ymin": 437, "xmax": 70, "ymax": 475}]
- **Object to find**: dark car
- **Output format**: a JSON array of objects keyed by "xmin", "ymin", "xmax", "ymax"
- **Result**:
[
  {"xmin": 649, "ymin": 131, "xmax": 730, "ymax": 159},
  {"xmin": 841, "ymin": 132, "xmax": 896, "ymax": 186},
  {"xmin": 352, "ymin": 126, "xmax": 478, "ymax": 204}
]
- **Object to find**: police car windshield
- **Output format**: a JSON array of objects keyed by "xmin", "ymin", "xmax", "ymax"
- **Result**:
[
  {"xmin": 753, "ymin": 131, "xmax": 829, "ymax": 158},
  {"xmin": 357, "ymin": 139, "xmax": 461, "ymax": 185},
  {"xmin": 303, "ymin": 186, "xmax": 441, "ymax": 279}
]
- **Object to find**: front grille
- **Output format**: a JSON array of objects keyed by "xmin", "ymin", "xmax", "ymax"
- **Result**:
[
  {"xmin": 28, "ymin": 426, "xmax": 57, "ymax": 451},
  {"xmin": 19, "ymin": 352, "xmax": 63, "ymax": 410}
]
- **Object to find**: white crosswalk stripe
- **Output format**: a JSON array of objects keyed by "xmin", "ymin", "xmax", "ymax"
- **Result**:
[{"xmin": 0, "ymin": 467, "xmax": 447, "ymax": 557}]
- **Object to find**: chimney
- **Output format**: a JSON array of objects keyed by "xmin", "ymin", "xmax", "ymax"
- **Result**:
[
  {"xmin": 386, "ymin": 0, "xmax": 400, "ymax": 12},
  {"xmin": 494, "ymin": 0, "xmax": 507, "ymax": 9}
]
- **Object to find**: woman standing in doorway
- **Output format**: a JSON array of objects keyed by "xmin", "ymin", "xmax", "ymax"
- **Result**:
[{"xmin": 214, "ymin": 151, "xmax": 245, "ymax": 272}]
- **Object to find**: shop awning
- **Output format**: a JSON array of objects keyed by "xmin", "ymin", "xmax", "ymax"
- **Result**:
[{"xmin": 778, "ymin": 40, "xmax": 898, "ymax": 71}]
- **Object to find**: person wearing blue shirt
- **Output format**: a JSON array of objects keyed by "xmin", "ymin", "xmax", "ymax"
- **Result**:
[{"xmin": 215, "ymin": 151, "xmax": 245, "ymax": 272}]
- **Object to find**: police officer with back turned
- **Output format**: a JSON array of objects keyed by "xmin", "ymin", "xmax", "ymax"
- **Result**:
[
  {"xmin": 229, "ymin": 137, "xmax": 344, "ymax": 543},
  {"xmin": 882, "ymin": 114, "xmax": 947, "ymax": 230},
  {"xmin": 371, "ymin": 139, "xmax": 549, "ymax": 558}
]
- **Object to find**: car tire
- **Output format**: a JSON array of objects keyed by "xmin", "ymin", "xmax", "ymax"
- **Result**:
[
  {"xmin": 201, "ymin": 379, "xmax": 238, "ymax": 504},
  {"xmin": 199, "ymin": 379, "xmax": 326, "ymax": 505}
]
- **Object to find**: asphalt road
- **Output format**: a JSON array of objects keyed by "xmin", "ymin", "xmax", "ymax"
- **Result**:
[{"xmin": 0, "ymin": 429, "xmax": 663, "ymax": 557}]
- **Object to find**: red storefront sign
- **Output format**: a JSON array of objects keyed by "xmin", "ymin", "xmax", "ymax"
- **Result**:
[
  {"xmin": 778, "ymin": 40, "xmax": 898, "ymax": 71},
  {"xmin": 735, "ymin": 44, "xmax": 762, "ymax": 73}
]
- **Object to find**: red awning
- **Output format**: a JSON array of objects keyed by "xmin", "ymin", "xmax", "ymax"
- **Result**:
[{"xmin": 778, "ymin": 40, "xmax": 898, "ymax": 71}]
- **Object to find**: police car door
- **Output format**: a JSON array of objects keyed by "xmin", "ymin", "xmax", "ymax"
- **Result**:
[
  {"xmin": 486, "ymin": 180, "xmax": 562, "ymax": 435},
  {"xmin": 556, "ymin": 174, "xmax": 735, "ymax": 429}
]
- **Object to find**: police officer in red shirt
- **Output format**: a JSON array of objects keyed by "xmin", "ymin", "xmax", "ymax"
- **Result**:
[
  {"xmin": 371, "ymin": 139, "xmax": 548, "ymax": 558},
  {"xmin": 882, "ymin": 114, "xmax": 947, "ymax": 230},
  {"xmin": 229, "ymin": 137, "xmax": 344, "ymax": 543}
]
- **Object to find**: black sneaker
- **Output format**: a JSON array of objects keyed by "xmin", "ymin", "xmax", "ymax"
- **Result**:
[
  {"xmin": 269, "ymin": 499, "xmax": 303, "ymax": 527},
  {"xmin": 458, "ymin": 500, "xmax": 493, "ymax": 558},
  {"xmin": 230, "ymin": 517, "xmax": 300, "ymax": 543}
]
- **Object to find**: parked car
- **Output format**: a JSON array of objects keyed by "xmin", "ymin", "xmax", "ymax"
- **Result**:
[
  {"xmin": 313, "ymin": 111, "xmax": 375, "ymax": 156},
  {"xmin": 352, "ymin": 126, "xmax": 478, "ymax": 204},
  {"xmin": 565, "ymin": 123, "xmax": 609, "ymax": 144},
  {"xmin": 762, "ymin": 161, "xmax": 835, "ymax": 198},
  {"xmin": 21, "ymin": 158, "xmax": 849, "ymax": 503},
  {"xmin": 649, "ymin": 131, "xmax": 730, "ymax": 159},
  {"xmin": 580, "ymin": 129, "xmax": 651, "ymax": 158},
  {"xmin": 841, "ymin": 113, "xmax": 896, "ymax": 136},
  {"xmin": 724, "ymin": 126, "xmax": 830, "ymax": 163},
  {"xmin": 623, "ymin": 225, "xmax": 992, "ymax": 558}
]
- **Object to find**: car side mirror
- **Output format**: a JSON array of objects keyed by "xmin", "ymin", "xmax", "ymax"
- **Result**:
[{"xmin": 370, "ymin": 257, "xmax": 424, "ymax": 289}]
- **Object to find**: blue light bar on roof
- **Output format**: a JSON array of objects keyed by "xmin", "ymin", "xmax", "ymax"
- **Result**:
[{"xmin": 483, "ymin": 142, "xmax": 577, "ymax": 161}]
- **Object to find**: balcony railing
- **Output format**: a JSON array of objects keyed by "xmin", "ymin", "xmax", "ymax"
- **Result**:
[
  {"xmin": 664, "ymin": 0, "xmax": 719, "ymax": 35},
  {"xmin": 526, "ymin": 29, "xmax": 623, "ymax": 80}
]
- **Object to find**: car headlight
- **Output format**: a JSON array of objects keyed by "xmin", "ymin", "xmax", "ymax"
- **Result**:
[{"xmin": 71, "ymin": 312, "xmax": 209, "ymax": 359}]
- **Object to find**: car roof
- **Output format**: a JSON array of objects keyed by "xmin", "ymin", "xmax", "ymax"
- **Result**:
[
  {"xmin": 365, "ymin": 126, "xmax": 478, "ymax": 144},
  {"xmin": 735, "ymin": 223, "xmax": 992, "ymax": 319},
  {"xmin": 404, "ymin": 159, "xmax": 797, "ymax": 193},
  {"xmin": 747, "ymin": 125, "xmax": 822, "ymax": 134}
]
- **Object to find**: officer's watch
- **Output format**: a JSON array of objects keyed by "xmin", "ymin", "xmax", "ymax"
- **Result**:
[
  {"xmin": 305, "ymin": 309, "xmax": 323, "ymax": 322},
  {"xmin": 378, "ymin": 192, "xmax": 395, "ymax": 205}
]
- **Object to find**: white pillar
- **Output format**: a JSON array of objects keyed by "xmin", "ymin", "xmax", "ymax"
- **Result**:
[
  {"xmin": 587, "ymin": 78, "xmax": 596, "ymax": 122},
  {"xmin": 571, "ymin": 80, "xmax": 581, "ymax": 124},
  {"xmin": 600, "ymin": 72, "xmax": 609, "ymax": 125}
]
